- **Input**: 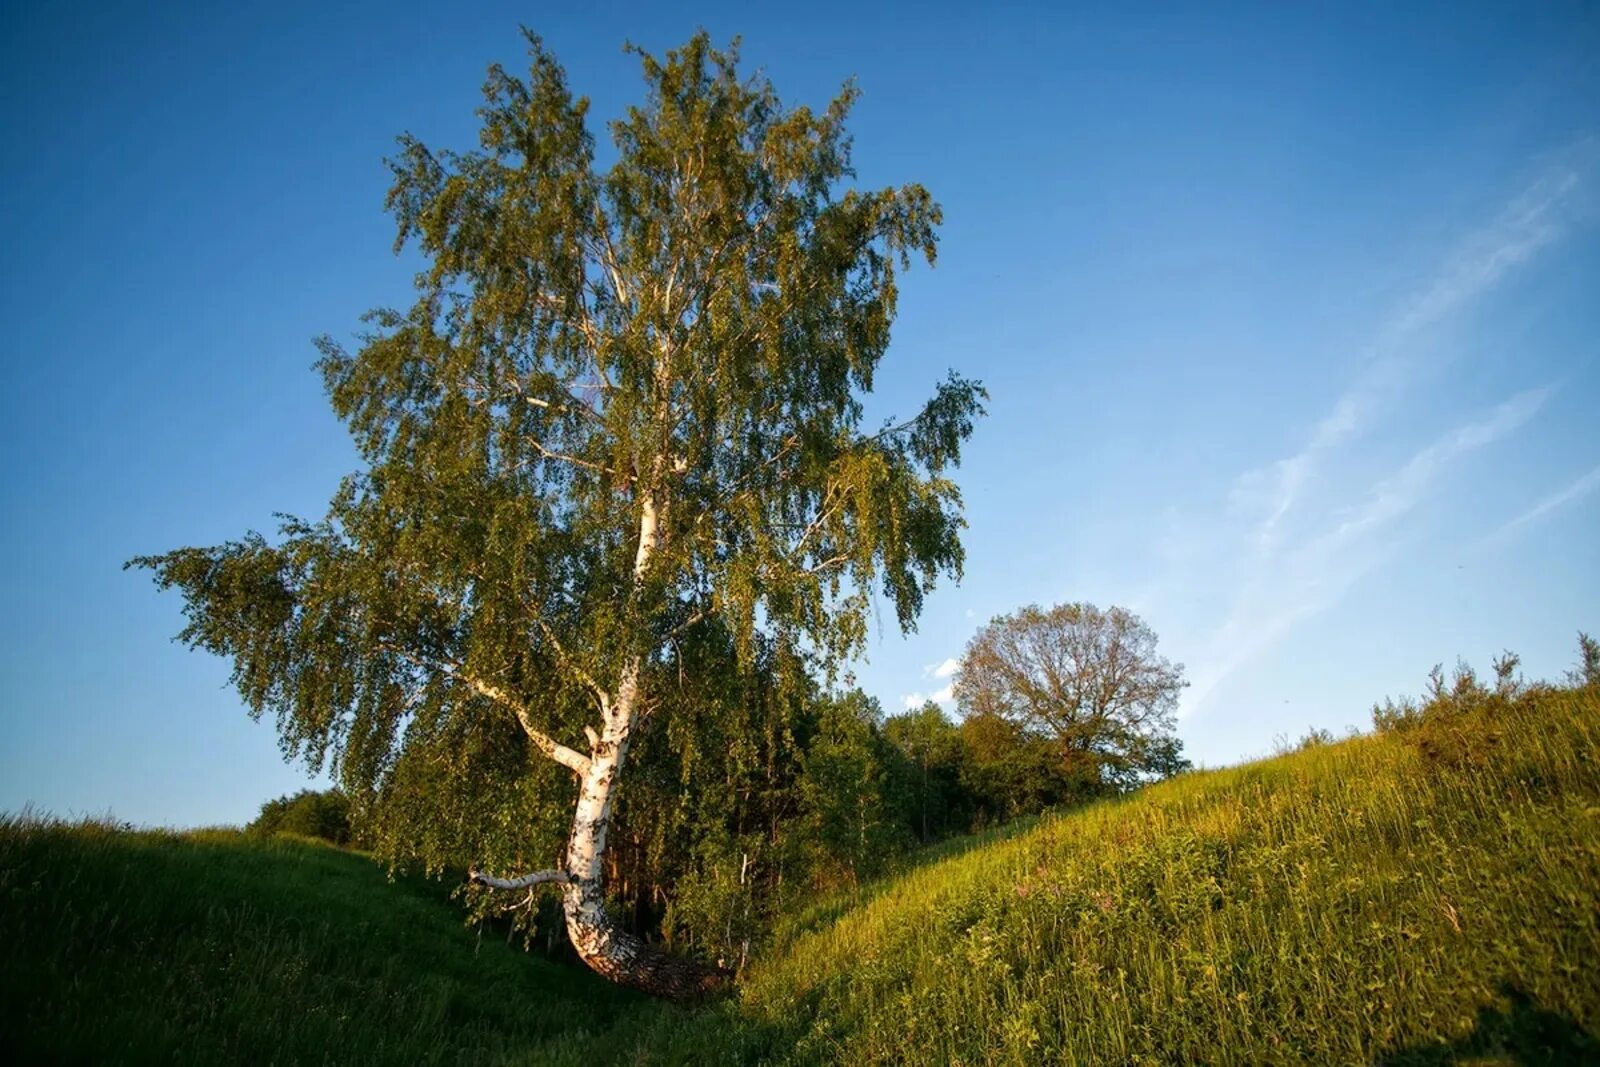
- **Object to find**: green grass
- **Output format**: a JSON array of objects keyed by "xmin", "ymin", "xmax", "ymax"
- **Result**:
[
  {"xmin": 5, "ymin": 684, "xmax": 1598, "ymax": 1065},
  {"xmin": 671, "ymin": 684, "xmax": 1600, "ymax": 1065},
  {"xmin": 0, "ymin": 821, "xmax": 667, "ymax": 1065}
]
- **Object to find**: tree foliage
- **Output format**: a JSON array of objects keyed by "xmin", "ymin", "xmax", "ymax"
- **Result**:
[
  {"xmin": 884, "ymin": 701, "xmax": 970, "ymax": 841},
  {"xmin": 130, "ymin": 29, "xmax": 983, "ymax": 995},
  {"xmin": 249, "ymin": 789, "xmax": 354, "ymax": 846},
  {"xmin": 953, "ymin": 602, "xmax": 1189, "ymax": 789}
]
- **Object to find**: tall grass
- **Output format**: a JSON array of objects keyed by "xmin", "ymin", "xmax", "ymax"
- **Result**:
[
  {"xmin": 641, "ymin": 684, "xmax": 1600, "ymax": 1064},
  {"xmin": 0, "ymin": 819, "xmax": 665, "ymax": 1064},
  {"xmin": 4, "ymin": 683, "xmax": 1596, "ymax": 1064}
]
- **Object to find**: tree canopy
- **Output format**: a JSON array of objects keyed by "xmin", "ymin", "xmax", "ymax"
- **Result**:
[
  {"xmin": 953, "ymin": 603, "xmax": 1189, "ymax": 789},
  {"xmin": 131, "ymin": 30, "xmax": 984, "ymax": 997}
]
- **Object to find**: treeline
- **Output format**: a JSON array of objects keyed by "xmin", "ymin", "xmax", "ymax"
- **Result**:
[
  {"xmin": 249, "ymin": 672, "xmax": 1168, "ymax": 971},
  {"xmin": 248, "ymin": 788, "xmax": 353, "ymax": 846},
  {"xmin": 624, "ymin": 690, "xmax": 1129, "ymax": 971}
]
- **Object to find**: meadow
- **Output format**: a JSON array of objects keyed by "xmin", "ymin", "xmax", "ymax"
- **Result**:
[
  {"xmin": 691, "ymin": 681, "xmax": 1600, "ymax": 1064},
  {"xmin": 0, "ymin": 820, "xmax": 664, "ymax": 1064},
  {"xmin": 4, "ymin": 678, "xmax": 1597, "ymax": 1065}
]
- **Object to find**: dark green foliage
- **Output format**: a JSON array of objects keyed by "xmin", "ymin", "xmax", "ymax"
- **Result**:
[
  {"xmin": 795, "ymin": 691, "xmax": 910, "ymax": 882},
  {"xmin": 249, "ymin": 788, "xmax": 353, "ymax": 845},
  {"xmin": 956, "ymin": 708, "xmax": 1095, "ymax": 821},
  {"xmin": 883, "ymin": 702, "xmax": 972, "ymax": 842},
  {"xmin": 879, "ymin": 701, "xmax": 1101, "ymax": 838}
]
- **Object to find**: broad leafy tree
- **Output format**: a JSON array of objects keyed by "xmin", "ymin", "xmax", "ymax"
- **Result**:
[
  {"xmin": 247, "ymin": 788, "xmax": 354, "ymax": 846},
  {"xmin": 956, "ymin": 708, "xmax": 1083, "ymax": 821},
  {"xmin": 953, "ymin": 603, "xmax": 1188, "ymax": 790},
  {"xmin": 131, "ymin": 31, "xmax": 982, "ymax": 998}
]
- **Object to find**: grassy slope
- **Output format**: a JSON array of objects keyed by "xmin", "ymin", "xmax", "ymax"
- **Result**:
[
  {"xmin": 0, "ymin": 823, "xmax": 664, "ymax": 1065},
  {"xmin": 4, "ymin": 685, "xmax": 1597, "ymax": 1065},
  {"xmin": 673, "ymin": 685, "xmax": 1600, "ymax": 1065}
]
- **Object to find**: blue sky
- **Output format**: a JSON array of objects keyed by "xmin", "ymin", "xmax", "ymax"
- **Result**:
[{"xmin": 2, "ymin": 2, "xmax": 1596, "ymax": 827}]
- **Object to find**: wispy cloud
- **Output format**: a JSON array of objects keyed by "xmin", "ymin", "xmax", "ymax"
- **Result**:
[
  {"xmin": 1240, "ymin": 149, "xmax": 1591, "ymax": 554},
  {"xmin": 1482, "ymin": 462, "xmax": 1600, "ymax": 546},
  {"xmin": 1323, "ymin": 387, "xmax": 1552, "ymax": 544},
  {"xmin": 1190, "ymin": 388, "xmax": 1551, "ymax": 712},
  {"xmin": 1172, "ymin": 143, "xmax": 1595, "ymax": 719},
  {"xmin": 1183, "ymin": 388, "xmax": 1552, "ymax": 717}
]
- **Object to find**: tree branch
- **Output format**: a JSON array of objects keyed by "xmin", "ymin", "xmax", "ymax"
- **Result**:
[
  {"xmin": 664, "ymin": 602, "xmax": 715, "ymax": 641},
  {"xmin": 792, "ymin": 483, "xmax": 848, "ymax": 558},
  {"xmin": 469, "ymin": 866, "xmax": 574, "ymax": 890},
  {"xmin": 382, "ymin": 642, "xmax": 592, "ymax": 776},
  {"xmin": 536, "ymin": 619, "xmax": 611, "ymax": 711},
  {"xmin": 803, "ymin": 553, "xmax": 851, "ymax": 576},
  {"xmin": 527, "ymin": 438, "xmax": 626, "ymax": 480},
  {"xmin": 505, "ymin": 360, "xmax": 606, "ymax": 426},
  {"xmin": 513, "ymin": 707, "xmax": 594, "ymax": 776}
]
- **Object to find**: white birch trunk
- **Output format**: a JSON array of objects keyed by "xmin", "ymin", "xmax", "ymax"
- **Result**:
[{"xmin": 552, "ymin": 487, "xmax": 727, "ymax": 998}]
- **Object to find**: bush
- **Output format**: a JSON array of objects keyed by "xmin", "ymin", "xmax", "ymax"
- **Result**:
[
  {"xmin": 1274, "ymin": 727, "xmax": 1336, "ymax": 755},
  {"xmin": 1371, "ymin": 653, "xmax": 1531, "ymax": 772},
  {"xmin": 1568, "ymin": 632, "xmax": 1600, "ymax": 689},
  {"xmin": 248, "ymin": 789, "xmax": 353, "ymax": 846}
]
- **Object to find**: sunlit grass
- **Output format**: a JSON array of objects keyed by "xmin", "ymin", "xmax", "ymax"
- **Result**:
[{"xmin": 639, "ymin": 684, "xmax": 1600, "ymax": 1064}]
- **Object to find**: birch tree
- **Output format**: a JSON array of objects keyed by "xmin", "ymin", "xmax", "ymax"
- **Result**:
[{"xmin": 131, "ymin": 31, "xmax": 983, "ymax": 998}]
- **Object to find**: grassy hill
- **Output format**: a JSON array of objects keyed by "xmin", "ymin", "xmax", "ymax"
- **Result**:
[
  {"xmin": 4, "ymin": 681, "xmax": 1598, "ymax": 1065},
  {"xmin": 682, "ymin": 681, "xmax": 1600, "ymax": 1065},
  {"xmin": 0, "ymin": 821, "xmax": 667, "ymax": 1065}
]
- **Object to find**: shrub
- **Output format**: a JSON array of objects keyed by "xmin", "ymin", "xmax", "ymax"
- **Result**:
[
  {"xmin": 1372, "ymin": 656, "xmax": 1522, "ymax": 772},
  {"xmin": 248, "ymin": 789, "xmax": 353, "ymax": 846},
  {"xmin": 1568, "ymin": 632, "xmax": 1600, "ymax": 689}
]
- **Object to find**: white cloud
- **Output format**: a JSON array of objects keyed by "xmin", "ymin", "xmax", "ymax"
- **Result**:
[
  {"xmin": 901, "ymin": 684, "xmax": 954, "ymax": 710},
  {"xmin": 1166, "ymin": 145, "xmax": 1596, "ymax": 721},
  {"xmin": 1482, "ymin": 462, "xmax": 1600, "ymax": 546},
  {"xmin": 1237, "ymin": 149, "xmax": 1590, "ymax": 554},
  {"xmin": 1180, "ymin": 388, "xmax": 1551, "ymax": 718},
  {"xmin": 1325, "ymin": 387, "xmax": 1551, "ymax": 543},
  {"xmin": 904, "ymin": 657, "xmax": 961, "ymax": 708}
]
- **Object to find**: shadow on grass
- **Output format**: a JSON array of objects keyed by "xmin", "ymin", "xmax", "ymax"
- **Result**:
[
  {"xmin": 0, "ymin": 818, "xmax": 657, "ymax": 1065},
  {"xmin": 1381, "ymin": 984, "xmax": 1599, "ymax": 1066}
]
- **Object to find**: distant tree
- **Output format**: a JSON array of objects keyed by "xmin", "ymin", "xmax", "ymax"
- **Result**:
[
  {"xmin": 250, "ymin": 788, "xmax": 353, "ymax": 846},
  {"xmin": 130, "ymin": 31, "xmax": 982, "ymax": 998},
  {"xmin": 954, "ymin": 603, "xmax": 1189, "ymax": 790},
  {"xmin": 957, "ymin": 709, "xmax": 1085, "ymax": 821},
  {"xmin": 883, "ymin": 701, "xmax": 968, "ymax": 842},
  {"xmin": 797, "ymin": 691, "xmax": 908, "ymax": 882}
]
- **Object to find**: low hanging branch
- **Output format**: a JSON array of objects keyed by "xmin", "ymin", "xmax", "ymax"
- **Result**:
[
  {"xmin": 380, "ymin": 640, "xmax": 593, "ymax": 776},
  {"xmin": 469, "ymin": 867, "xmax": 575, "ymax": 890}
]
